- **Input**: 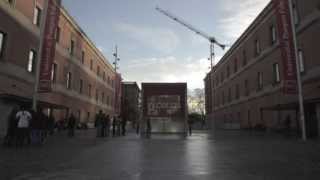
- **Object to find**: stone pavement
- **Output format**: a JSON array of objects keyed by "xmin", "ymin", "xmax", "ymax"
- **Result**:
[{"xmin": 0, "ymin": 129, "xmax": 320, "ymax": 180}]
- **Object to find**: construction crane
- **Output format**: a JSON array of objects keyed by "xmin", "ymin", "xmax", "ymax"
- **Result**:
[{"xmin": 156, "ymin": 6, "xmax": 226, "ymax": 70}]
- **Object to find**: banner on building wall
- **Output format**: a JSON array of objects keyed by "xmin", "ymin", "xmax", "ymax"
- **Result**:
[
  {"xmin": 273, "ymin": 0, "xmax": 298, "ymax": 94},
  {"xmin": 147, "ymin": 95, "xmax": 181, "ymax": 117},
  {"xmin": 38, "ymin": 0, "xmax": 61, "ymax": 93}
]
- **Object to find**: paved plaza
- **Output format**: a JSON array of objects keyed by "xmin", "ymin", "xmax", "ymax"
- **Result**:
[{"xmin": 1, "ymin": 129, "xmax": 320, "ymax": 180}]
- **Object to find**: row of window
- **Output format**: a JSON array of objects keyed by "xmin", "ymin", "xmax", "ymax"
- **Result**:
[
  {"xmin": 51, "ymin": 65, "xmax": 114, "ymax": 106},
  {"xmin": 214, "ymin": 24, "xmax": 278, "ymax": 88},
  {"xmin": 55, "ymin": 27, "xmax": 115, "ymax": 87},
  {"xmin": 214, "ymin": 63, "xmax": 279, "ymax": 107}
]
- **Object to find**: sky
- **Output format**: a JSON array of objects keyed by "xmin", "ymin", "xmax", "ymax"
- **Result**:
[{"xmin": 62, "ymin": 0, "xmax": 270, "ymax": 90}]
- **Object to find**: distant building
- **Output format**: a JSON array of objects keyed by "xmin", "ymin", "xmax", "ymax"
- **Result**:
[
  {"xmin": 121, "ymin": 82, "xmax": 140, "ymax": 124},
  {"xmin": 204, "ymin": 0, "xmax": 320, "ymax": 137},
  {"xmin": 0, "ymin": 0, "xmax": 119, "ymax": 135},
  {"xmin": 142, "ymin": 83, "xmax": 188, "ymax": 134}
]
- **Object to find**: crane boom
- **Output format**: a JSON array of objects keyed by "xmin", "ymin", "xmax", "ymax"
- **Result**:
[
  {"xmin": 156, "ymin": 6, "xmax": 226, "ymax": 50},
  {"xmin": 156, "ymin": 7, "xmax": 212, "ymax": 41}
]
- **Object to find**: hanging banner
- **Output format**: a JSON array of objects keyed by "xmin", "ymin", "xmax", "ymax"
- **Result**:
[
  {"xmin": 38, "ymin": 0, "xmax": 61, "ymax": 92},
  {"xmin": 273, "ymin": 0, "xmax": 298, "ymax": 94}
]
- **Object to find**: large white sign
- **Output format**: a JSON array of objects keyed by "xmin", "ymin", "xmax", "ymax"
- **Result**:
[{"xmin": 147, "ymin": 95, "xmax": 181, "ymax": 116}]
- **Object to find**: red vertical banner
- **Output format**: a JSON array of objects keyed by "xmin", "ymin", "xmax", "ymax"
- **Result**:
[
  {"xmin": 273, "ymin": 0, "xmax": 298, "ymax": 94},
  {"xmin": 38, "ymin": 0, "xmax": 61, "ymax": 93}
]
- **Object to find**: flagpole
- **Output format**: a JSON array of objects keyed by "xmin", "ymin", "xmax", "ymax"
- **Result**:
[
  {"xmin": 32, "ymin": 0, "xmax": 50, "ymax": 111},
  {"xmin": 288, "ymin": 0, "xmax": 307, "ymax": 141}
]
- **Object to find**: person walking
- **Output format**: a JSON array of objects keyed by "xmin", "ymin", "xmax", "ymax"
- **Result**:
[
  {"xmin": 68, "ymin": 113, "xmax": 76, "ymax": 137},
  {"xmin": 15, "ymin": 106, "xmax": 32, "ymax": 147},
  {"xmin": 188, "ymin": 118, "xmax": 194, "ymax": 136},
  {"xmin": 95, "ymin": 111, "xmax": 103, "ymax": 137},
  {"xmin": 112, "ymin": 116, "xmax": 117, "ymax": 137},
  {"xmin": 30, "ymin": 109, "xmax": 42, "ymax": 145},
  {"xmin": 3, "ymin": 107, "xmax": 18, "ymax": 147},
  {"xmin": 146, "ymin": 117, "xmax": 152, "ymax": 138}
]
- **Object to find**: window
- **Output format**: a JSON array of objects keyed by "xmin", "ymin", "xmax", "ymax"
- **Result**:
[
  {"xmin": 51, "ymin": 63, "xmax": 57, "ymax": 83},
  {"xmin": 226, "ymin": 66, "xmax": 230, "ymax": 78},
  {"xmin": 222, "ymin": 91, "xmax": 225, "ymax": 105},
  {"xmin": 27, "ymin": 50, "xmax": 36, "ymax": 72},
  {"xmin": 257, "ymin": 72, "xmax": 263, "ymax": 90},
  {"xmin": 55, "ymin": 27, "xmax": 60, "ymax": 42},
  {"xmin": 33, "ymin": 6, "xmax": 42, "ymax": 26},
  {"xmin": 96, "ymin": 89, "xmax": 99, "ymax": 101},
  {"xmin": 234, "ymin": 58, "xmax": 238, "ymax": 73},
  {"xmin": 270, "ymin": 25, "xmax": 277, "ymax": 45},
  {"xmin": 107, "ymin": 76, "xmax": 111, "ymax": 84},
  {"xmin": 0, "ymin": 31, "xmax": 6, "ymax": 57},
  {"xmin": 6, "ymin": 0, "xmax": 15, "ymax": 5},
  {"xmin": 79, "ymin": 79, "xmax": 83, "ymax": 94},
  {"xmin": 107, "ymin": 95, "xmax": 110, "ymax": 105},
  {"xmin": 255, "ymin": 39, "xmax": 261, "ymax": 56},
  {"xmin": 273, "ymin": 63, "xmax": 280, "ymax": 83},
  {"xmin": 298, "ymin": 49, "xmax": 305, "ymax": 72},
  {"xmin": 90, "ymin": 59, "xmax": 93, "ymax": 70},
  {"xmin": 81, "ymin": 51, "xmax": 85, "ymax": 64},
  {"xmin": 88, "ymin": 84, "xmax": 92, "ymax": 97},
  {"xmin": 102, "ymin": 92, "xmax": 105, "ymax": 103},
  {"xmin": 228, "ymin": 88, "xmax": 231, "ymax": 102},
  {"xmin": 66, "ymin": 72, "xmax": 72, "ymax": 89},
  {"xmin": 220, "ymin": 72, "xmax": 224, "ymax": 83},
  {"xmin": 103, "ymin": 72, "xmax": 106, "ymax": 81},
  {"xmin": 244, "ymin": 80, "xmax": 249, "ymax": 96},
  {"xmin": 242, "ymin": 50, "xmax": 247, "ymax": 66},
  {"xmin": 97, "ymin": 66, "xmax": 100, "ymax": 77},
  {"xmin": 70, "ymin": 40, "xmax": 75, "ymax": 55},
  {"xmin": 235, "ymin": 84, "xmax": 240, "ymax": 100},
  {"xmin": 292, "ymin": 2, "xmax": 299, "ymax": 25}
]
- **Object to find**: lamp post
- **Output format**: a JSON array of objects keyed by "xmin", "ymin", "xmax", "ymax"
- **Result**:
[
  {"xmin": 288, "ymin": 0, "xmax": 307, "ymax": 141},
  {"xmin": 113, "ymin": 45, "xmax": 120, "ymax": 115}
]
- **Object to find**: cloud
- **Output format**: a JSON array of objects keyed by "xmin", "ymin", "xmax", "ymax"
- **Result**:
[
  {"xmin": 121, "ymin": 56, "xmax": 222, "ymax": 90},
  {"xmin": 113, "ymin": 22, "xmax": 180, "ymax": 54},
  {"xmin": 217, "ymin": 0, "xmax": 270, "ymax": 41}
]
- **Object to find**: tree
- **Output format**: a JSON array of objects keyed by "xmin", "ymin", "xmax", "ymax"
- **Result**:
[{"xmin": 188, "ymin": 88, "xmax": 205, "ymax": 114}]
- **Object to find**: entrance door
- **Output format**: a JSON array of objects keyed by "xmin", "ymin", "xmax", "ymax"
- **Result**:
[{"xmin": 305, "ymin": 104, "xmax": 318, "ymax": 138}]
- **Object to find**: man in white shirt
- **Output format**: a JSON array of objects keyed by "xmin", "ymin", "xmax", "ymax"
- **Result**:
[{"xmin": 15, "ymin": 106, "xmax": 32, "ymax": 146}]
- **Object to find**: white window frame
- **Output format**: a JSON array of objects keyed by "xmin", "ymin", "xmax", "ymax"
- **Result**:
[
  {"xmin": 51, "ymin": 63, "xmax": 57, "ymax": 82},
  {"xmin": 0, "ymin": 31, "xmax": 5, "ymax": 57},
  {"xmin": 271, "ymin": 25, "xmax": 277, "ymax": 45},
  {"xmin": 27, "ymin": 50, "xmax": 36, "ymax": 72},
  {"xmin": 298, "ymin": 49, "xmax": 305, "ymax": 73},
  {"xmin": 273, "ymin": 63, "xmax": 280, "ymax": 83},
  {"xmin": 66, "ymin": 72, "xmax": 72, "ymax": 89},
  {"xmin": 33, "ymin": 6, "xmax": 42, "ymax": 26}
]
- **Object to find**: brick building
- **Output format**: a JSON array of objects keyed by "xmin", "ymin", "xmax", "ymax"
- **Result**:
[
  {"xmin": 205, "ymin": 0, "xmax": 320, "ymax": 137},
  {"xmin": 0, "ymin": 0, "xmax": 120, "ymax": 135},
  {"xmin": 121, "ymin": 82, "xmax": 141, "ymax": 125}
]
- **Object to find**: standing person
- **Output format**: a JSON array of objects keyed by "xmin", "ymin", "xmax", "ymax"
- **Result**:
[
  {"xmin": 105, "ymin": 115, "xmax": 111, "ymax": 137},
  {"xmin": 117, "ymin": 116, "xmax": 121, "ymax": 136},
  {"xmin": 95, "ymin": 111, "xmax": 103, "ymax": 137},
  {"xmin": 3, "ymin": 107, "xmax": 18, "ymax": 147},
  {"xmin": 15, "ymin": 106, "xmax": 32, "ymax": 147},
  {"xmin": 30, "ymin": 109, "xmax": 41, "ymax": 145},
  {"xmin": 121, "ymin": 117, "xmax": 127, "ymax": 136},
  {"xmin": 112, "ymin": 116, "xmax": 117, "ymax": 137},
  {"xmin": 146, "ymin": 117, "xmax": 152, "ymax": 138},
  {"xmin": 101, "ymin": 113, "xmax": 107, "ymax": 137},
  {"xmin": 188, "ymin": 118, "xmax": 193, "ymax": 136},
  {"xmin": 68, "ymin": 113, "xmax": 76, "ymax": 137},
  {"xmin": 48, "ymin": 113, "xmax": 55, "ymax": 135}
]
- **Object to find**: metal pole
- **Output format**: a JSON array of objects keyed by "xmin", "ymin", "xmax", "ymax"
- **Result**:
[
  {"xmin": 288, "ymin": 0, "xmax": 307, "ymax": 141},
  {"xmin": 210, "ymin": 42, "xmax": 214, "ymax": 70},
  {"xmin": 32, "ymin": 0, "xmax": 50, "ymax": 111},
  {"xmin": 113, "ymin": 45, "xmax": 119, "ymax": 116}
]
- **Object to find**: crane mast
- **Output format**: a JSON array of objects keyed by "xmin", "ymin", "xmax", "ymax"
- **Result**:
[{"xmin": 156, "ymin": 6, "xmax": 226, "ymax": 70}]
